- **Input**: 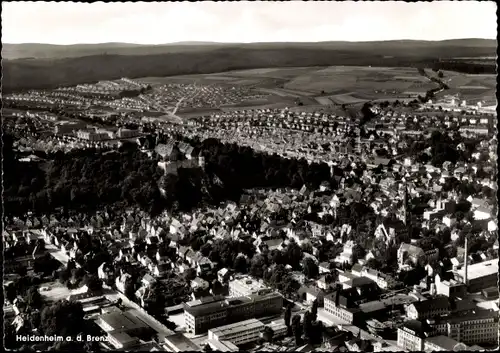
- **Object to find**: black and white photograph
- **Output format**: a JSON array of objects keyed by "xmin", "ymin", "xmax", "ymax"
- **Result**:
[{"xmin": 2, "ymin": 1, "xmax": 498, "ymax": 352}]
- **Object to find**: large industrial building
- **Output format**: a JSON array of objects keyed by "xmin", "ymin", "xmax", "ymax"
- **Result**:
[
  {"xmin": 208, "ymin": 319, "xmax": 265, "ymax": 346},
  {"xmin": 183, "ymin": 292, "xmax": 282, "ymax": 335},
  {"xmin": 452, "ymin": 259, "xmax": 498, "ymax": 293}
]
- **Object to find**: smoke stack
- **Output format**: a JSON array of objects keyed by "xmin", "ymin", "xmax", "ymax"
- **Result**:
[{"xmin": 464, "ymin": 237, "xmax": 468, "ymax": 286}]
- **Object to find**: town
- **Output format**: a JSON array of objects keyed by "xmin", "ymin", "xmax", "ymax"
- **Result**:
[
  {"xmin": 4, "ymin": 69, "xmax": 498, "ymax": 352},
  {"xmin": 3, "ymin": 2, "xmax": 498, "ymax": 352}
]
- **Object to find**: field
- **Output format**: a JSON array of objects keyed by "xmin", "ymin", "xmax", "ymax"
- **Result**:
[
  {"xmin": 133, "ymin": 64, "xmax": 496, "ymax": 113},
  {"xmin": 436, "ymin": 70, "xmax": 496, "ymax": 105}
]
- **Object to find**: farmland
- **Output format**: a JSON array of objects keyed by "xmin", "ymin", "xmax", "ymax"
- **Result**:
[
  {"xmin": 436, "ymin": 70, "xmax": 496, "ymax": 105},
  {"xmin": 133, "ymin": 64, "xmax": 495, "ymax": 114}
]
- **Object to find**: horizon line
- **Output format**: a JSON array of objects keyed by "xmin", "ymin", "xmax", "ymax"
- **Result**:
[{"xmin": 4, "ymin": 38, "xmax": 497, "ymax": 46}]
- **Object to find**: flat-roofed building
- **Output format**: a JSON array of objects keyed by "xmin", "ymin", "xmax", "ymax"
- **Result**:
[
  {"xmin": 206, "ymin": 339, "xmax": 239, "ymax": 352},
  {"xmin": 96, "ymin": 309, "xmax": 153, "ymax": 349},
  {"xmin": 107, "ymin": 331, "xmax": 140, "ymax": 349},
  {"xmin": 208, "ymin": 319, "xmax": 264, "ymax": 346},
  {"xmin": 229, "ymin": 276, "xmax": 271, "ymax": 297},
  {"xmin": 163, "ymin": 333, "xmax": 201, "ymax": 352},
  {"xmin": 452, "ymin": 259, "xmax": 498, "ymax": 293},
  {"xmin": 184, "ymin": 292, "xmax": 282, "ymax": 335},
  {"xmin": 424, "ymin": 335, "xmax": 463, "ymax": 352},
  {"xmin": 265, "ymin": 319, "xmax": 288, "ymax": 338},
  {"xmin": 435, "ymin": 275, "xmax": 467, "ymax": 298}
]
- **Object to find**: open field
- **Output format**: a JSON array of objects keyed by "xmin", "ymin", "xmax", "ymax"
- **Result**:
[
  {"xmin": 131, "ymin": 63, "xmax": 495, "ymax": 113},
  {"xmin": 435, "ymin": 70, "xmax": 496, "ymax": 104}
]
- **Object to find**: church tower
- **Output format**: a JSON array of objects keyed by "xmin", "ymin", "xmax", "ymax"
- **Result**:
[{"xmin": 401, "ymin": 183, "xmax": 412, "ymax": 240}]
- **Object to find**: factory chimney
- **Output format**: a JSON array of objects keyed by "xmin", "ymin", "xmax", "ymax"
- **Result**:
[{"xmin": 464, "ymin": 237, "xmax": 468, "ymax": 286}]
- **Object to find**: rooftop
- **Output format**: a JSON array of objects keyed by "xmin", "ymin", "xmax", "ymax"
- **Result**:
[
  {"xmin": 209, "ymin": 318, "xmax": 264, "ymax": 337},
  {"xmin": 98, "ymin": 310, "xmax": 149, "ymax": 332},
  {"xmin": 454, "ymin": 258, "xmax": 498, "ymax": 280},
  {"xmin": 425, "ymin": 335, "xmax": 461, "ymax": 351},
  {"xmin": 184, "ymin": 292, "xmax": 281, "ymax": 318},
  {"xmin": 163, "ymin": 333, "xmax": 200, "ymax": 352}
]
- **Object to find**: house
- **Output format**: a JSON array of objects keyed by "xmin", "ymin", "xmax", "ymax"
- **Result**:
[
  {"xmin": 197, "ymin": 261, "xmax": 213, "ymax": 277},
  {"xmin": 317, "ymin": 274, "xmax": 335, "ymax": 291},
  {"xmin": 191, "ymin": 277, "xmax": 210, "ymax": 291},
  {"xmin": 405, "ymin": 296, "xmax": 450, "ymax": 320},
  {"xmin": 303, "ymin": 286, "xmax": 326, "ymax": 306},
  {"xmin": 218, "ymin": 268, "xmax": 232, "ymax": 283},
  {"xmin": 98, "ymin": 262, "xmax": 113, "ymax": 281},
  {"xmin": 397, "ymin": 243, "xmax": 425, "ymax": 269},
  {"xmin": 141, "ymin": 274, "xmax": 157, "ymax": 288},
  {"xmin": 153, "ymin": 262, "xmax": 173, "ymax": 278},
  {"xmin": 318, "ymin": 262, "xmax": 331, "ymax": 274}
]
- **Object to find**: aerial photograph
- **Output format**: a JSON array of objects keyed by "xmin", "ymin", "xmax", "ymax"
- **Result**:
[{"xmin": 2, "ymin": 1, "xmax": 498, "ymax": 352}]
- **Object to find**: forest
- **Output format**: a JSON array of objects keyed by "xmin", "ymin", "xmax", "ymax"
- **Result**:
[{"xmin": 3, "ymin": 133, "xmax": 333, "ymax": 217}]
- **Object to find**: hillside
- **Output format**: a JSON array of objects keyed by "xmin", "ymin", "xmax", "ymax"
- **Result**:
[{"xmin": 2, "ymin": 39, "xmax": 496, "ymax": 92}]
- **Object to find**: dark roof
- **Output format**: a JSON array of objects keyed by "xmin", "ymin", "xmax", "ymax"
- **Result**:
[
  {"xmin": 347, "ymin": 276, "xmax": 376, "ymax": 288},
  {"xmin": 411, "ymin": 296, "xmax": 449, "ymax": 314},
  {"xmin": 183, "ymin": 292, "xmax": 281, "ymax": 318},
  {"xmin": 99, "ymin": 310, "xmax": 148, "ymax": 332},
  {"xmin": 400, "ymin": 320, "xmax": 427, "ymax": 339}
]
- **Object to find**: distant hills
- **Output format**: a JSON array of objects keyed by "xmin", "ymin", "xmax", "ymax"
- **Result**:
[{"xmin": 2, "ymin": 39, "xmax": 496, "ymax": 92}]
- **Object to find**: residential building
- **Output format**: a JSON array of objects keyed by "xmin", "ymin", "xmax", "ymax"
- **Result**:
[
  {"xmin": 323, "ymin": 291, "xmax": 361, "ymax": 324},
  {"xmin": 208, "ymin": 319, "xmax": 265, "ymax": 346},
  {"xmin": 398, "ymin": 243, "xmax": 425, "ymax": 268},
  {"xmin": 360, "ymin": 267, "xmax": 397, "ymax": 289},
  {"xmin": 445, "ymin": 310, "xmax": 499, "ymax": 345},
  {"xmin": 397, "ymin": 320, "xmax": 426, "ymax": 351},
  {"xmin": 405, "ymin": 296, "xmax": 450, "ymax": 320}
]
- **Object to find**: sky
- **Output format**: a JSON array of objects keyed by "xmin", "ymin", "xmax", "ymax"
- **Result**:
[{"xmin": 2, "ymin": 1, "xmax": 497, "ymax": 44}]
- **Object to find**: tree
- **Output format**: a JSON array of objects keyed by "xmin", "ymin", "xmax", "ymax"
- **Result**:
[
  {"xmin": 262, "ymin": 326, "xmax": 275, "ymax": 343},
  {"xmin": 16, "ymin": 266, "xmax": 28, "ymax": 277},
  {"xmin": 183, "ymin": 268, "xmax": 197, "ymax": 282},
  {"xmin": 291, "ymin": 315, "xmax": 303, "ymax": 346},
  {"xmin": 233, "ymin": 256, "xmax": 248, "ymax": 274},
  {"xmin": 302, "ymin": 257, "xmax": 319, "ymax": 279},
  {"xmin": 311, "ymin": 299, "xmax": 318, "ymax": 321},
  {"xmin": 25, "ymin": 287, "xmax": 43, "ymax": 311},
  {"xmin": 284, "ymin": 304, "xmax": 292, "ymax": 335},
  {"xmin": 6, "ymin": 283, "xmax": 17, "ymax": 303},
  {"xmin": 303, "ymin": 311, "xmax": 313, "ymax": 343},
  {"xmin": 83, "ymin": 274, "xmax": 103, "ymax": 293},
  {"xmin": 40, "ymin": 300, "xmax": 85, "ymax": 337},
  {"xmin": 204, "ymin": 343, "xmax": 213, "ymax": 352}
]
